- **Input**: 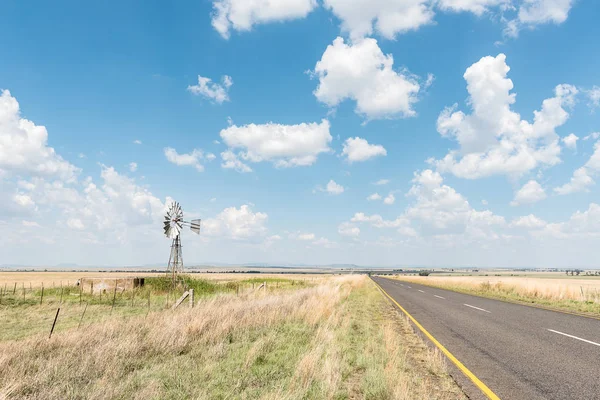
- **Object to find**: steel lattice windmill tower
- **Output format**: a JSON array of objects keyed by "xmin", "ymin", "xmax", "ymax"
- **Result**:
[{"xmin": 163, "ymin": 202, "xmax": 201, "ymax": 284}]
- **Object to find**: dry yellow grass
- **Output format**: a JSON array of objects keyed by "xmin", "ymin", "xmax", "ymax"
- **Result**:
[
  {"xmin": 391, "ymin": 275, "xmax": 600, "ymax": 314},
  {"xmin": 0, "ymin": 275, "xmax": 465, "ymax": 400},
  {"xmin": 0, "ymin": 271, "xmax": 329, "ymax": 288}
]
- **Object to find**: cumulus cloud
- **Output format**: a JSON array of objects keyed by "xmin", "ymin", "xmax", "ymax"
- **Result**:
[
  {"xmin": 129, "ymin": 162, "xmax": 138, "ymax": 172},
  {"xmin": 510, "ymin": 214, "xmax": 547, "ymax": 229},
  {"xmin": 434, "ymin": 54, "xmax": 576, "ymax": 179},
  {"xmin": 133, "ymin": 139, "xmax": 142, "ymax": 145},
  {"xmin": 316, "ymin": 180, "xmax": 345, "ymax": 195},
  {"xmin": 202, "ymin": 205, "xmax": 268, "ymax": 240},
  {"xmin": 338, "ymin": 222, "xmax": 360, "ymax": 237},
  {"xmin": 187, "ymin": 75, "xmax": 233, "ymax": 104},
  {"xmin": 0, "ymin": 90, "xmax": 79, "ymax": 182},
  {"xmin": 323, "ymin": 0, "xmax": 434, "ymax": 40},
  {"xmin": 164, "ymin": 148, "xmax": 211, "ymax": 172},
  {"xmin": 587, "ymin": 86, "xmax": 600, "ymax": 110},
  {"xmin": 220, "ymin": 150, "xmax": 252, "ymax": 173},
  {"xmin": 505, "ymin": 0, "xmax": 575, "ymax": 37},
  {"xmin": 554, "ymin": 141, "xmax": 600, "ymax": 195},
  {"xmin": 342, "ymin": 137, "xmax": 387, "ymax": 163},
  {"xmin": 312, "ymin": 37, "xmax": 421, "ymax": 120},
  {"xmin": 406, "ymin": 170, "xmax": 505, "ymax": 236},
  {"xmin": 561, "ymin": 133, "xmax": 578, "ymax": 150},
  {"xmin": 67, "ymin": 218, "xmax": 84, "ymax": 230},
  {"xmin": 220, "ymin": 119, "xmax": 332, "ymax": 169},
  {"xmin": 438, "ymin": 0, "xmax": 508, "ymax": 15},
  {"xmin": 383, "ymin": 193, "xmax": 396, "ymax": 205},
  {"xmin": 510, "ymin": 180, "xmax": 547, "ymax": 206},
  {"xmin": 211, "ymin": 0, "xmax": 317, "ymax": 39},
  {"xmin": 367, "ymin": 193, "xmax": 381, "ymax": 201}
]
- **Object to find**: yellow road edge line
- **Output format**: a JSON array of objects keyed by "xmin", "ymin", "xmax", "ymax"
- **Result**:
[{"xmin": 371, "ymin": 278, "xmax": 501, "ymax": 400}]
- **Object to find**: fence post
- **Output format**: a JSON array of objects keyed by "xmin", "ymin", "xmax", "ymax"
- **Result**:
[
  {"xmin": 49, "ymin": 308, "xmax": 60, "ymax": 338},
  {"xmin": 40, "ymin": 284, "xmax": 44, "ymax": 305},
  {"xmin": 60, "ymin": 286, "xmax": 64, "ymax": 305},
  {"xmin": 78, "ymin": 303, "xmax": 88, "ymax": 329},
  {"xmin": 13, "ymin": 282, "xmax": 17, "ymax": 295},
  {"xmin": 110, "ymin": 285, "xmax": 117, "ymax": 314},
  {"xmin": 22, "ymin": 283, "xmax": 25, "ymax": 302}
]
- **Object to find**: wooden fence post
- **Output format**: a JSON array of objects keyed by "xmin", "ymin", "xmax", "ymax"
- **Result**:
[
  {"xmin": 60, "ymin": 286, "xmax": 64, "ymax": 305},
  {"xmin": 78, "ymin": 303, "xmax": 88, "ymax": 329},
  {"xmin": 110, "ymin": 285, "xmax": 117, "ymax": 314},
  {"xmin": 13, "ymin": 282, "xmax": 17, "ymax": 295},
  {"xmin": 40, "ymin": 284, "xmax": 44, "ymax": 305},
  {"xmin": 49, "ymin": 308, "xmax": 60, "ymax": 338}
]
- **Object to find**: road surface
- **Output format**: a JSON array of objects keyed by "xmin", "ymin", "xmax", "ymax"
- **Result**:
[{"xmin": 372, "ymin": 277, "xmax": 600, "ymax": 400}]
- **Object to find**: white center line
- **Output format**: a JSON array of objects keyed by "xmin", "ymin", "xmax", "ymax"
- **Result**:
[
  {"xmin": 407, "ymin": 286, "xmax": 412, "ymax": 289},
  {"xmin": 418, "ymin": 289, "xmax": 425, "ymax": 293},
  {"xmin": 434, "ymin": 295, "xmax": 445, "ymax": 299},
  {"xmin": 464, "ymin": 304, "xmax": 491, "ymax": 313},
  {"xmin": 400, "ymin": 284, "xmax": 404, "ymax": 286},
  {"xmin": 547, "ymin": 329, "xmax": 600, "ymax": 347}
]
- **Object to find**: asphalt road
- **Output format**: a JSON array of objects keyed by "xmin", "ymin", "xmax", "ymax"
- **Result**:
[{"xmin": 372, "ymin": 277, "xmax": 600, "ymax": 400}]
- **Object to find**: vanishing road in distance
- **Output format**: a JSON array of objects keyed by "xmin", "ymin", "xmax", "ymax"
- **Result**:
[{"xmin": 373, "ymin": 277, "xmax": 600, "ymax": 400}]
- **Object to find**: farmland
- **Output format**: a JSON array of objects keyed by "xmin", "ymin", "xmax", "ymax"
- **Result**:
[
  {"xmin": 389, "ymin": 272, "xmax": 600, "ymax": 316},
  {"xmin": 0, "ymin": 272, "xmax": 464, "ymax": 399}
]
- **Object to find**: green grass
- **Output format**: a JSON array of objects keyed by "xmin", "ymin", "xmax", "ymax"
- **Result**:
[
  {"xmin": 0, "ymin": 277, "xmax": 465, "ymax": 400},
  {"xmin": 0, "ymin": 275, "xmax": 314, "ymax": 341}
]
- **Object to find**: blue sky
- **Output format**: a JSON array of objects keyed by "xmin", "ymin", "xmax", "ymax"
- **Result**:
[{"xmin": 1, "ymin": 0, "xmax": 600, "ymax": 268}]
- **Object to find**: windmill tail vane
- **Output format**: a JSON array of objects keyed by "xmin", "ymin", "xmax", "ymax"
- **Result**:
[{"xmin": 163, "ymin": 201, "xmax": 201, "ymax": 283}]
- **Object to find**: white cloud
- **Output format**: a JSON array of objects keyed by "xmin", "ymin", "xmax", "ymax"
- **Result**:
[
  {"xmin": 298, "ymin": 233, "xmax": 315, "ymax": 241},
  {"xmin": 338, "ymin": 222, "xmax": 360, "ymax": 237},
  {"xmin": 510, "ymin": 214, "xmax": 547, "ymax": 229},
  {"xmin": 312, "ymin": 237, "xmax": 337, "ymax": 248},
  {"xmin": 164, "ymin": 147, "xmax": 209, "ymax": 172},
  {"xmin": 517, "ymin": 0, "xmax": 573, "ymax": 25},
  {"xmin": 505, "ymin": 0, "xmax": 575, "ymax": 38},
  {"xmin": 587, "ymin": 86, "xmax": 600, "ymax": 110},
  {"xmin": 211, "ymin": 0, "xmax": 317, "ymax": 39},
  {"xmin": 383, "ymin": 193, "xmax": 396, "ymax": 205},
  {"xmin": 187, "ymin": 75, "xmax": 233, "ymax": 104},
  {"xmin": 323, "ymin": 0, "xmax": 434, "ymax": 40},
  {"xmin": 312, "ymin": 37, "xmax": 421, "ymax": 120},
  {"xmin": 438, "ymin": 0, "xmax": 508, "ymax": 15},
  {"xmin": 220, "ymin": 119, "xmax": 332, "ymax": 168},
  {"xmin": 554, "ymin": 141, "xmax": 600, "ymax": 195},
  {"xmin": 316, "ymin": 180, "xmax": 345, "ymax": 195},
  {"xmin": 406, "ymin": 170, "xmax": 505, "ymax": 236},
  {"xmin": 67, "ymin": 218, "xmax": 84, "ymax": 230},
  {"xmin": 129, "ymin": 162, "xmax": 138, "ymax": 172},
  {"xmin": 0, "ymin": 90, "xmax": 79, "ymax": 182},
  {"xmin": 561, "ymin": 133, "xmax": 578, "ymax": 150},
  {"xmin": 22, "ymin": 220, "xmax": 40, "ymax": 227},
  {"xmin": 13, "ymin": 193, "xmax": 35, "ymax": 209},
  {"xmin": 434, "ymin": 54, "xmax": 576, "ymax": 179},
  {"xmin": 373, "ymin": 179, "xmax": 390, "ymax": 185},
  {"xmin": 367, "ymin": 193, "xmax": 381, "ymax": 201},
  {"xmin": 133, "ymin": 140, "xmax": 142, "ymax": 145},
  {"xmin": 342, "ymin": 137, "xmax": 387, "ymax": 163},
  {"xmin": 541, "ymin": 203, "xmax": 600, "ymax": 238},
  {"xmin": 510, "ymin": 180, "xmax": 547, "ymax": 206},
  {"xmin": 203, "ymin": 205, "xmax": 268, "ymax": 240},
  {"xmin": 220, "ymin": 150, "xmax": 252, "ymax": 173},
  {"xmin": 584, "ymin": 132, "xmax": 600, "ymax": 141}
]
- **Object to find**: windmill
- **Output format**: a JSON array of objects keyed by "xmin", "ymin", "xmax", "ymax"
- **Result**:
[{"xmin": 163, "ymin": 201, "xmax": 201, "ymax": 284}]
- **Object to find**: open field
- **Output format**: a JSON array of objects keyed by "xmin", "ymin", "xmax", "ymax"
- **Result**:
[
  {"xmin": 0, "ymin": 271, "xmax": 331, "ymax": 288},
  {"xmin": 0, "ymin": 275, "xmax": 464, "ymax": 400},
  {"xmin": 388, "ymin": 274, "xmax": 600, "ymax": 315}
]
